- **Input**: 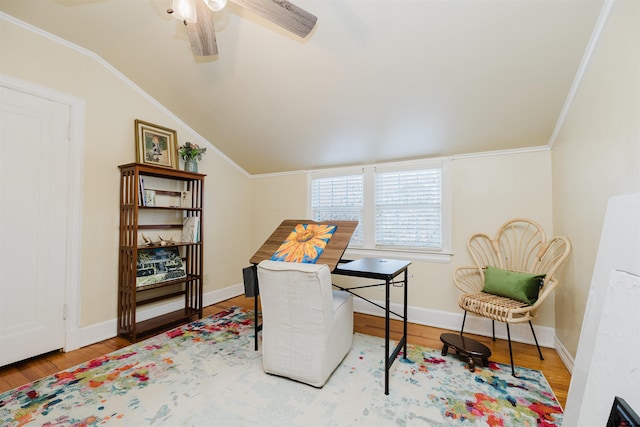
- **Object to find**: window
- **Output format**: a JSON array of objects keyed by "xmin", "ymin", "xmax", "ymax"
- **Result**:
[
  {"xmin": 309, "ymin": 159, "xmax": 451, "ymax": 261},
  {"xmin": 310, "ymin": 173, "xmax": 364, "ymax": 245},
  {"xmin": 375, "ymin": 168, "xmax": 442, "ymax": 250}
]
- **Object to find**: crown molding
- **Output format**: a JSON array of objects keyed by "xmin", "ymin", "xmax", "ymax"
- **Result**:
[{"xmin": 547, "ymin": 0, "xmax": 616, "ymax": 148}]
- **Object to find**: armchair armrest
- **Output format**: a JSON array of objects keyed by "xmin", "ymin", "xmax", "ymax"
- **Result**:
[
  {"xmin": 453, "ymin": 266, "xmax": 483, "ymax": 294},
  {"xmin": 528, "ymin": 276, "xmax": 559, "ymax": 312}
]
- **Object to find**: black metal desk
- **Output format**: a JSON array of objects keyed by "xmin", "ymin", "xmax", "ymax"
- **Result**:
[{"xmin": 333, "ymin": 258, "xmax": 411, "ymax": 395}]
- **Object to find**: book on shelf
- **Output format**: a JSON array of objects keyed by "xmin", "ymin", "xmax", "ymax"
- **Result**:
[
  {"xmin": 182, "ymin": 216, "xmax": 200, "ymax": 243},
  {"xmin": 138, "ymin": 176, "xmax": 146, "ymax": 206}
]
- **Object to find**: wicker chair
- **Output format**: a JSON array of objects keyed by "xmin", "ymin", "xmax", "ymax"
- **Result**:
[{"xmin": 453, "ymin": 218, "xmax": 571, "ymax": 376}]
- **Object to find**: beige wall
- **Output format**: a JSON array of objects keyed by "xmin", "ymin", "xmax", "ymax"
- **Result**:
[
  {"xmin": 450, "ymin": 151, "xmax": 555, "ymax": 325},
  {"xmin": 551, "ymin": 0, "xmax": 640, "ymax": 359},
  {"xmin": 249, "ymin": 173, "xmax": 309, "ymax": 254},
  {"xmin": 250, "ymin": 150, "xmax": 556, "ymax": 326},
  {"xmin": 1, "ymin": 20, "xmax": 252, "ymax": 327},
  {"xmin": 8, "ymin": 3, "xmax": 636, "ymax": 358}
]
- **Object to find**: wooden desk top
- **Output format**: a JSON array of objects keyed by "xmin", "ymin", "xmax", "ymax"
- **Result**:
[{"xmin": 249, "ymin": 219, "xmax": 358, "ymax": 271}]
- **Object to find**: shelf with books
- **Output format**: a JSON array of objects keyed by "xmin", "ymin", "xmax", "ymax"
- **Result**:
[{"xmin": 118, "ymin": 163, "xmax": 205, "ymax": 342}]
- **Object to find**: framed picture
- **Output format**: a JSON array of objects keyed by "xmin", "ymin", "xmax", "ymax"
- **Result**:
[
  {"xmin": 135, "ymin": 119, "xmax": 178, "ymax": 169},
  {"xmin": 607, "ymin": 397, "xmax": 640, "ymax": 427},
  {"xmin": 136, "ymin": 247, "xmax": 186, "ymax": 288}
]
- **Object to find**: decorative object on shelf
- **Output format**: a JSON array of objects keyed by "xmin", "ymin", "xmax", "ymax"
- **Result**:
[
  {"xmin": 141, "ymin": 234, "xmax": 154, "ymax": 246},
  {"xmin": 140, "ymin": 234, "xmax": 176, "ymax": 246},
  {"xmin": 143, "ymin": 189, "xmax": 156, "ymax": 207},
  {"xmin": 134, "ymin": 119, "xmax": 178, "ymax": 169},
  {"xmin": 178, "ymin": 142, "xmax": 206, "ymax": 172},
  {"xmin": 158, "ymin": 236, "xmax": 176, "ymax": 246},
  {"xmin": 180, "ymin": 190, "xmax": 192, "ymax": 208},
  {"xmin": 184, "ymin": 160, "xmax": 198, "ymax": 172},
  {"xmin": 135, "ymin": 247, "xmax": 186, "ymax": 288}
]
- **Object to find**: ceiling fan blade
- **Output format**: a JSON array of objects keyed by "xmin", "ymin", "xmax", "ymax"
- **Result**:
[
  {"xmin": 232, "ymin": 0, "xmax": 318, "ymax": 38},
  {"xmin": 186, "ymin": 0, "xmax": 219, "ymax": 56}
]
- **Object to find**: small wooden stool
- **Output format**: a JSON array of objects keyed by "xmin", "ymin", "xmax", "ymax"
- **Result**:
[{"xmin": 440, "ymin": 333, "xmax": 492, "ymax": 372}]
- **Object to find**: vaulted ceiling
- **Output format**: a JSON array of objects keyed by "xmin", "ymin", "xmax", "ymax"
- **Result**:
[{"xmin": 1, "ymin": 0, "xmax": 604, "ymax": 174}]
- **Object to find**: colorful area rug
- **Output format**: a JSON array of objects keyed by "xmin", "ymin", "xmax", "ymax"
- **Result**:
[{"xmin": 0, "ymin": 307, "xmax": 562, "ymax": 426}]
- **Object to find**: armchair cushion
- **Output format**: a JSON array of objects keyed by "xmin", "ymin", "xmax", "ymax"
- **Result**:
[{"xmin": 482, "ymin": 266, "xmax": 545, "ymax": 305}]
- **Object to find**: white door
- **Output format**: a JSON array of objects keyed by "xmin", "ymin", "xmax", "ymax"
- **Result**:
[{"xmin": 0, "ymin": 86, "xmax": 70, "ymax": 366}]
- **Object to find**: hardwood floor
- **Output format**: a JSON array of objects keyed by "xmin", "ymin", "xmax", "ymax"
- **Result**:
[{"xmin": 0, "ymin": 295, "xmax": 571, "ymax": 408}]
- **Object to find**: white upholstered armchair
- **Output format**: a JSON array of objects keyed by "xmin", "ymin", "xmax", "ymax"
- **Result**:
[{"xmin": 257, "ymin": 260, "xmax": 353, "ymax": 387}]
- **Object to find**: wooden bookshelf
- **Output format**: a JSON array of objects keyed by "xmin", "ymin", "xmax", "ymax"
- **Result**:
[{"xmin": 117, "ymin": 163, "xmax": 205, "ymax": 342}]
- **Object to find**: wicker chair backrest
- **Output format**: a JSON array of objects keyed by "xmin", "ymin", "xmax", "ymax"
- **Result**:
[{"xmin": 468, "ymin": 218, "xmax": 571, "ymax": 288}]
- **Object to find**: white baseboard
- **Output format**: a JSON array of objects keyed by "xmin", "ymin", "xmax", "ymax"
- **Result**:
[
  {"xmin": 66, "ymin": 283, "xmax": 568, "ymax": 358},
  {"xmin": 65, "ymin": 284, "xmax": 246, "ymax": 351},
  {"xmin": 352, "ymin": 298, "xmax": 557, "ymax": 348},
  {"xmin": 554, "ymin": 334, "xmax": 575, "ymax": 374},
  {"xmin": 352, "ymin": 298, "xmax": 576, "ymax": 372},
  {"xmin": 65, "ymin": 319, "xmax": 114, "ymax": 352}
]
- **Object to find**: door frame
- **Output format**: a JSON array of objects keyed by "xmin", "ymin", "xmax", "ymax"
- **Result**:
[{"xmin": 1, "ymin": 74, "xmax": 85, "ymax": 352}]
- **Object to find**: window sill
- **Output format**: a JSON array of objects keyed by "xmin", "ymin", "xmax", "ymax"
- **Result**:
[{"xmin": 343, "ymin": 248, "xmax": 452, "ymax": 264}]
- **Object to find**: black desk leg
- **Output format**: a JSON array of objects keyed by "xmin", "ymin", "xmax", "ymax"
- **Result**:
[
  {"xmin": 254, "ymin": 294, "xmax": 259, "ymax": 351},
  {"xmin": 253, "ymin": 278, "xmax": 261, "ymax": 351},
  {"xmin": 403, "ymin": 269, "xmax": 408, "ymax": 358},
  {"xmin": 385, "ymin": 278, "xmax": 390, "ymax": 395}
]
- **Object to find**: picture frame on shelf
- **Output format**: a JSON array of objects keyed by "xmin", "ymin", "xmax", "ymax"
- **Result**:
[
  {"xmin": 136, "ymin": 247, "xmax": 186, "ymax": 288},
  {"xmin": 180, "ymin": 190, "xmax": 192, "ymax": 208},
  {"xmin": 143, "ymin": 189, "xmax": 156, "ymax": 207},
  {"xmin": 135, "ymin": 119, "xmax": 178, "ymax": 169}
]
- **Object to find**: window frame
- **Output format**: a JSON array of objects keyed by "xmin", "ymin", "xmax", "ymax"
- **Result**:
[{"xmin": 308, "ymin": 158, "xmax": 452, "ymax": 263}]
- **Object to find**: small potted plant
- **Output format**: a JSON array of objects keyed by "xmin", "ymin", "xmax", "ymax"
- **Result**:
[{"xmin": 178, "ymin": 142, "xmax": 206, "ymax": 172}]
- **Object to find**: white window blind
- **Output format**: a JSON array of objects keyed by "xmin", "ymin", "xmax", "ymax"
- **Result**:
[
  {"xmin": 309, "ymin": 159, "xmax": 450, "ymax": 259},
  {"xmin": 375, "ymin": 168, "xmax": 442, "ymax": 250},
  {"xmin": 311, "ymin": 174, "xmax": 364, "ymax": 246}
]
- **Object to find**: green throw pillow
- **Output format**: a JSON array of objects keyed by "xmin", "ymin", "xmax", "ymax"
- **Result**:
[{"xmin": 482, "ymin": 266, "xmax": 546, "ymax": 305}]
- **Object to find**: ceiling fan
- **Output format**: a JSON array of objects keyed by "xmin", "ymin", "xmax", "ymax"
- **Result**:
[{"xmin": 167, "ymin": 0, "xmax": 318, "ymax": 56}]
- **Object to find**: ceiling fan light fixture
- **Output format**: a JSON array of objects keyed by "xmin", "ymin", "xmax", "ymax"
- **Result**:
[
  {"xmin": 170, "ymin": 0, "xmax": 198, "ymax": 23},
  {"xmin": 204, "ymin": 0, "xmax": 228, "ymax": 12}
]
